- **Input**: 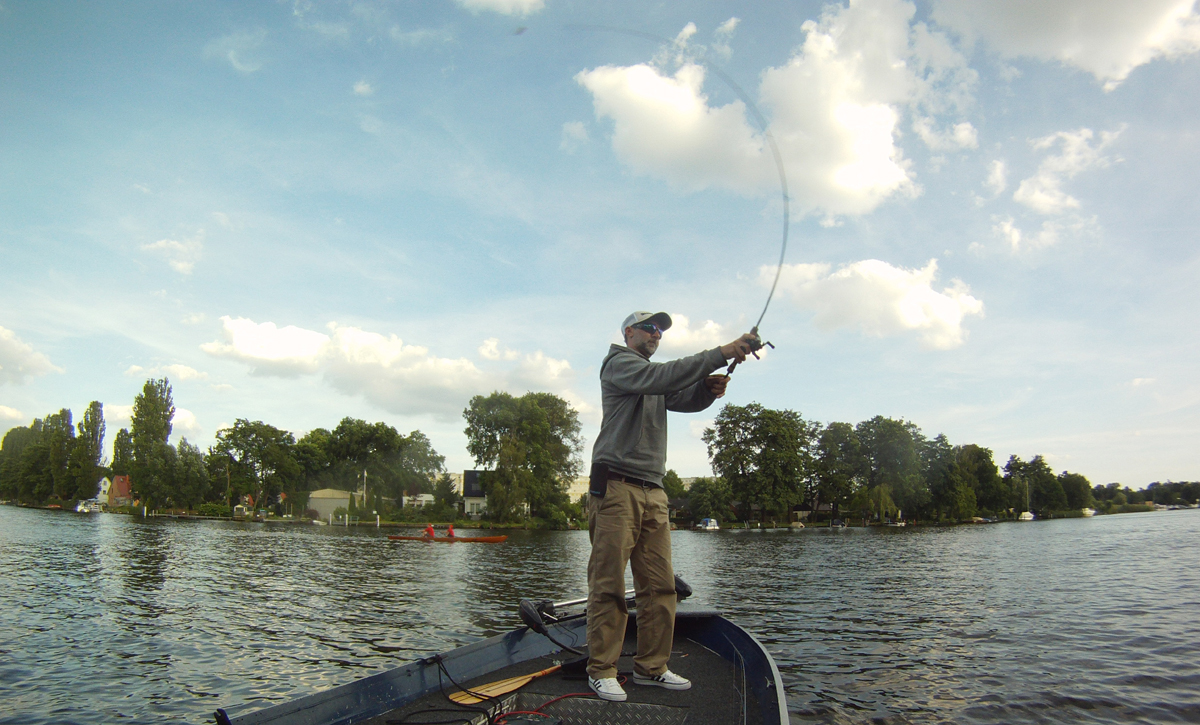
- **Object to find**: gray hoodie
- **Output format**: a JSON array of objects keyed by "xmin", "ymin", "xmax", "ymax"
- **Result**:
[{"xmin": 591, "ymin": 343, "xmax": 728, "ymax": 486}]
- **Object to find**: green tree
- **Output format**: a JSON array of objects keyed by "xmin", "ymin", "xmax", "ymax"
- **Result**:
[
  {"xmin": 1058, "ymin": 471, "xmax": 1093, "ymax": 510},
  {"xmin": 1, "ymin": 424, "xmax": 42, "ymax": 500},
  {"xmin": 956, "ymin": 445, "xmax": 1004, "ymax": 515},
  {"xmin": 111, "ymin": 428, "xmax": 134, "ymax": 476},
  {"xmin": 922, "ymin": 434, "xmax": 957, "ymax": 520},
  {"xmin": 130, "ymin": 378, "xmax": 176, "ymax": 508},
  {"xmin": 68, "ymin": 401, "xmax": 105, "ymax": 500},
  {"xmin": 174, "ymin": 438, "xmax": 209, "ymax": 508},
  {"xmin": 855, "ymin": 416, "xmax": 928, "ymax": 520},
  {"xmin": 814, "ymin": 422, "xmax": 865, "ymax": 517},
  {"xmin": 41, "ymin": 409, "xmax": 76, "ymax": 501},
  {"xmin": 942, "ymin": 465, "xmax": 978, "ymax": 521},
  {"xmin": 661, "ymin": 469, "xmax": 687, "ymax": 499},
  {"xmin": 1006, "ymin": 455, "xmax": 1066, "ymax": 515},
  {"xmin": 463, "ymin": 391, "xmax": 583, "ymax": 521},
  {"xmin": 318, "ymin": 418, "xmax": 444, "ymax": 503},
  {"xmin": 211, "ymin": 419, "xmax": 300, "ymax": 510},
  {"xmin": 703, "ymin": 403, "xmax": 817, "ymax": 520},
  {"xmin": 685, "ymin": 476, "xmax": 733, "ymax": 521},
  {"xmin": 433, "ymin": 472, "xmax": 461, "ymax": 510}
]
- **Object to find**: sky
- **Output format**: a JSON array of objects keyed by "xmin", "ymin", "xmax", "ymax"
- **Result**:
[{"xmin": 2, "ymin": 0, "xmax": 1198, "ymax": 487}]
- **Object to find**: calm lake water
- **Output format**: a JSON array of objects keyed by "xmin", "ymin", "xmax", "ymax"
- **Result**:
[{"xmin": 1, "ymin": 505, "xmax": 1197, "ymax": 724}]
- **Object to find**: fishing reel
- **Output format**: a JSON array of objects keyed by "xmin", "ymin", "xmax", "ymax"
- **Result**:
[{"xmin": 726, "ymin": 326, "xmax": 774, "ymax": 375}]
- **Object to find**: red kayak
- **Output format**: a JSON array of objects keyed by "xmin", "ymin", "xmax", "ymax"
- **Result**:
[{"xmin": 388, "ymin": 535, "xmax": 508, "ymax": 543}]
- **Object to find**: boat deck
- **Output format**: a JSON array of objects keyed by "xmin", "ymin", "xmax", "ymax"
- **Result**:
[{"xmin": 367, "ymin": 623, "xmax": 762, "ymax": 725}]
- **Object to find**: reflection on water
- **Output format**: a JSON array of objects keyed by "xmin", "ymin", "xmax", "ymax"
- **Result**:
[{"xmin": 1, "ymin": 507, "xmax": 1198, "ymax": 724}]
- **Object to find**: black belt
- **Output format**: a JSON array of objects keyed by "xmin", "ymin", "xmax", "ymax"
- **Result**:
[{"xmin": 610, "ymin": 474, "xmax": 655, "ymax": 487}]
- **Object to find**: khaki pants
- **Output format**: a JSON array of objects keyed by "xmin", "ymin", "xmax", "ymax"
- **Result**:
[{"xmin": 586, "ymin": 479, "xmax": 676, "ymax": 679}]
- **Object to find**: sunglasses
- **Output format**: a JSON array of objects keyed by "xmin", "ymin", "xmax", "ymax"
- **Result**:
[{"xmin": 632, "ymin": 322, "xmax": 664, "ymax": 335}]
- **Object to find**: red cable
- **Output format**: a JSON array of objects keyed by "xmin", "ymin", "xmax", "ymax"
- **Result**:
[
  {"xmin": 533, "ymin": 692, "xmax": 594, "ymax": 711},
  {"xmin": 495, "ymin": 711, "xmax": 556, "ymax": 723}
]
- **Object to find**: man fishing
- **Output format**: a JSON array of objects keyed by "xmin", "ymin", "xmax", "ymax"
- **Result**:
[{"xmin": 586, "ymin": 310, "xmax": 759, "ymax": 702}]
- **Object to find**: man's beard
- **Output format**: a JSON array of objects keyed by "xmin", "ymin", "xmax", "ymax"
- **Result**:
[{"xmin": 632, "ymin": 339, "xmax": 657, "ymax": 358}]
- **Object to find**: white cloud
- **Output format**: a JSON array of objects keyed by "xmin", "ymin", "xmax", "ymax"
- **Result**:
[
  {"xmin": 172, "ymin": 408, "xmax": 201, "ymax": 439},
  {"xmin": 771, "ymin": 259, "xmax": 983, "ymax": 349},
  {"xmin": 124, "ymin": 363, "xmax": 206, "ymax": 381},
  {"xmin": 576, "ymin": 0, "xmax": 978, "ymax": 219},
  {"xmin": 0, "ymin": 405, "xmax": 24, "ymax": 423},
  {"xmin": 182, "ymin": 313, "xmax": 207, "ymax": 325},
  {"xmin": 105, "ymin": 404, "xmax": 133, "ymax": 429},
  {"xmin": 389, "ymin": 26, "xmax": 452, "ymax": 45},
  {"xmin": 478, "ymin": 338, "xmax": 520, "ymax": 361},
  {"xmin": 984, "ymin": 159, "xmax": 1007, "ymax": 195},
  {"xmin": 360, "ymin": 115, "xmax": 384, "ymax": 134},
  {"xmin": 508, "ymin": 350, "xmax": 575, "ymax": 392},
  {"xmin": 931, "ymin": 0, "xmax": 1200, "ymax": 90},
  {"xmin": 202, "ymin": 317, "xmax": 583, "ymax": 420},
  {"xmin": 1014, "ymin": 127, "xmax": 1122, "ymax": 215},
  {"xmin": 1132, "ymin": 378, "xmax": 1156, "ymax": 387},
  {"xmin": 201, "ymin": 316, "xmax": 329, "ymax": 376},
  {"xmin": 689, "ymin": 418, "xmax": 714, "ymax": 439},
  {"xmin": 142, "ymin": 231, "xmax": 204, "ymax": 274},
  {"xmin": 454, "ymin": 0, "xmax": 545, "ymax": 16},
  {"xmin": 321, "ymin": 325, "xmax": 488, "ymax": 419},
  {"xmin": 203, "ymin": 30, "xmax": 267, "ymax": 73},
  {"xmin": 712, "ymin": 17, "xmax": 741, "ymax": 59},
  {"xmin": 992, "ymin": 214, "xmax": 1098, "ymax": 251},
  {"xmin": 716, "ymin": 18, "xmax": 741, "ymax": 36},
  {"xmin": 164, "ymin": 364, "xmax": 207, "ymax": 381},
  {"xmin": 992, "ymin": 215, "xmax": 1023, "ymax": 250},
  {"xmin": 0, "ymin": 326, "xmax": 62, "ymax": 385},
  {"xmin": 560, "ymin": 121, "xmax": 588, "ymax": 153},
  {"xmin": 656, "ymin": 315, "xmax": 728, "ymax": 356},
  {"xmin": 353, "ymin": 80, "xmax": 374, "ymax": 96},
  {"xmin": 913, "ymin": 118, "xmax": 978, "ymax": 150}
]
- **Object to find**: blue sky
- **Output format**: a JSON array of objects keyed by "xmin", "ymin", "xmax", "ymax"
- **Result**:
[{"xmin": 2, "ymin": 0, "xmax": 1198, "ymax": 486}]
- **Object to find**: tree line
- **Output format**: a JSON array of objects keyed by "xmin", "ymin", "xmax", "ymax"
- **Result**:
[
  {"xmin": 0, "ymin": 378, "xmax": 449, "ymax": 517},
  {"xmin": 680, "ymin": 402, "xmax": 1131, "ymax": 524},
  {"xmin": 0, "ymin": 379, "xmax": 587, "ymax": 525},
  {"xmin": 4, "ymin": 382, "xmax": 1190, "ymax": 526}
]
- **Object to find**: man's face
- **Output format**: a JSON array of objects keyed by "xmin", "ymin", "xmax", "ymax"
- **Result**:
[{"xmin": 625, "ymin": 322, "xmax": 662, "ymax": 358}]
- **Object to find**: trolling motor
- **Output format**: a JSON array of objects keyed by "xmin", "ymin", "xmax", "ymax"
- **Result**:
[{"xmin": 518, "ymin": 575, "xmax": 694, "ymax": 656}]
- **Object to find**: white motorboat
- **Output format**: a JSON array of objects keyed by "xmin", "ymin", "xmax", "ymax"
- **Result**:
[{"xmin": 695, "ymin": 517, "xmax": 720, "ymax": 530}]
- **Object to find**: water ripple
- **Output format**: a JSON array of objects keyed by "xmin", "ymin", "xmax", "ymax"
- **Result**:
[{"xmin": 1, "ymin": 508, "xmax": 1198, "ymax": 724}]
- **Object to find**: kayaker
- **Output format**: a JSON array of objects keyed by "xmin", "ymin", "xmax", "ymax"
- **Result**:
[
  {"xmin": 423, "ymin": 523, "xmax": 436, "ymax": 539},
  {"xmin": 585, "ymin": 310, "xmax": 758, "ymax": 702}
]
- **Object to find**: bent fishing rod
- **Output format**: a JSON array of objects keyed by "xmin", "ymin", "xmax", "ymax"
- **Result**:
[{"xmin": 570, "ymin": 24, "xmax": 790, "ymax": 375}]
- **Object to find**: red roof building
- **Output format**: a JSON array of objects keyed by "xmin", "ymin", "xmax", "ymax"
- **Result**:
[{"xmin": 110, "ymin": 475, "xmax": 132, "ymax": 507}]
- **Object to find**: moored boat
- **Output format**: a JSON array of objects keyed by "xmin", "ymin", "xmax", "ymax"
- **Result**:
[
  {"xmin": 388, "ymin": 534, "xmax": 509, "ymax": 543},
  {"xmin": 695, "ymin": 517, "xmax": 720, "ymax": 530},
  {"xmin": 214, "ymin": 586, "xmax": 787, "ymax": 725}
]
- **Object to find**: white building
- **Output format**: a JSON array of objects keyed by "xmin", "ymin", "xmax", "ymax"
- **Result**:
[{"xmin": 308, "ymin": 488, "xmax": 352, "ymax": 519}]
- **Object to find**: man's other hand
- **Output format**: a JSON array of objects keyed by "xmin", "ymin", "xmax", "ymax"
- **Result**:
[
  {"xmin": 705, "ymin": 374, "xmax": 730, "ymax": 398},
  {"xmin": 720, "ymin": 333, "xmax": 760, "ymax": 362}
]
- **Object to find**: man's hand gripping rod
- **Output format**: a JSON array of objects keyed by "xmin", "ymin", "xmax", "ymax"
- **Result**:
[{"xmin": 726, "ymin": 326, "xmax": 774, "ymax": 376}]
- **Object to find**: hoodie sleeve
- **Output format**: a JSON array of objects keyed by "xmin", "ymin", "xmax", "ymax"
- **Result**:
[
  {"xmin": 664, "ymin": 379, "xmax": 718, "ymax": 413},
  {"xmin": 604, "ymin": 346, "xmax": 727, "ymax": 396}
]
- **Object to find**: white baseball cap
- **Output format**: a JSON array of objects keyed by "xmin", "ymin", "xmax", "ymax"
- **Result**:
[{"xmin": 621, "ymin": 311, "xmax": 673, "ymax": 333}]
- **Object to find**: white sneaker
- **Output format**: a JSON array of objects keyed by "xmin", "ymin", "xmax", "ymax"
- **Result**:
[
  {"xmin": 632, "ymin": 669, "xmax": 691, "ymax": 690},
  {"xmin": 588, "ymin": 676, "xmax": 627, "ymax": 702}
]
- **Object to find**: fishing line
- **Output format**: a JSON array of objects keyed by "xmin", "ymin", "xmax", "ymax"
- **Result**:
[{"xmin": 567, "ymin": 24, "xmax": 792, "ymax": 352}]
